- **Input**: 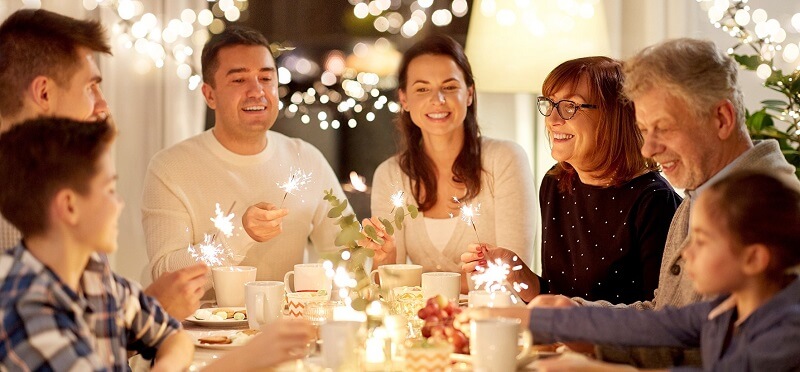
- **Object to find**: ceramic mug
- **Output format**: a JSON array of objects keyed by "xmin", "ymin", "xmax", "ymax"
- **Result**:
[
  {"xmin": 244, "ymin": 281, "xmax": 284, "ymax": 330},
  {"xmin": 470, "ymin": 318, "xmax": 532, "ymax": 372},
  {"xmin": 468, "ymin": 290, "xmax": 514, "ymax": 308},
  {"xmin": 283, "ymin": 263, "xmax": 332, "ymax": 295},
  {"xmin": 369, "ymin": 264, "xmax": 423, "ymax": 292},
  {"xmin": 211, "ymin": 266, "xmax": 257, "ymax": 307},
  {"xmin": 421, "ymin": 272, "xmax": 461, "ymax": 302}
]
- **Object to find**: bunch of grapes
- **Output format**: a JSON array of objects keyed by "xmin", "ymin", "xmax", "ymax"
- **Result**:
[{"xmin": 417, "ymin": 295, "xmax": 470, "ymax": 354}]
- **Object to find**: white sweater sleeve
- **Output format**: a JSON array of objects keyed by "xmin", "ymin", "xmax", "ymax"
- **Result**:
[
  {"xmin": 307, "ymin": 146, "xmax": 354, "ymax": 254},
  {"xmin": 487, "ymin": 140, "xmax": 537, "ymax": 267},
  {"xmin": 370, "ymin": 159, "xmax": 407, "ymax": 264},
  {"xmin": 141, "ymin": 156, "xmax": 253, "ymax": 282}
]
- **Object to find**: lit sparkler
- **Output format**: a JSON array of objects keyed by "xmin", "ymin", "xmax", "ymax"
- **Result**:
[
  {"xmin": 209, "ymin": 201, "xmax": 236, "ymax": 244},
  {"xmin": 277, "ymin": 168, "xmax": 313, "ymax": 207},
  {"xmin": 452, "ymin": 196, "xmax": 481, "ymax": 243},
  {"xmin": 471, "ymin": 256, "xmax": 527, "ymax": 304},
  {"xmin": 187, "ymin": 233, "xmax": 232, "ymax": 267},
  {"xmin": 389, "ymin": 190, "xmax": 405, "ymax": 213},
  {"xmin": 210, "ymin": 202, "xmax": 235, "ymax": 238}
]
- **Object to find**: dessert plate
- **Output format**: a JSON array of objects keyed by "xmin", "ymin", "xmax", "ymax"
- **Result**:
[{"xmin": 185, "ymin": 307, "xmax": 248, "ymax": 328}]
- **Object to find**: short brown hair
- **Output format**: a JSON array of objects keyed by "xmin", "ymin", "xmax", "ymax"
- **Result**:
[
  {"xmin": 0, "ymin": 9, "xmax": 111, "ymax": 118},
  {"xmin": 623, "ymin": 38, "xmax": 745, "ymax": 130},
  {"xmin": 705, "ymin": 172, "xmax": 800, "ymax": 276},
  {"xmin": 201, "ymin": 26, "xmax": 272, "ymax": 87},
  {"xmin": 542, "ymin": 56, "xmax": 657, "ymax": 193},
  {"xmin": 0, "ymin": 117, "xmax": 116, "ymax": 237}
]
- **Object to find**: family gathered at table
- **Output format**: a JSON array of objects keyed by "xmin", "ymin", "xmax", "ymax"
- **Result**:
[{"xmin": 1, "ymin": 8, "xmax": 799, "ymax": 372}]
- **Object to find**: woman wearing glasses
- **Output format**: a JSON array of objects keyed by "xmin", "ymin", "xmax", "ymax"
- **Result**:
[
  {"xmin": 462, "ymin": 57, "xmax": 680, "ymax": 303},
  {"xmin": 365, "ymin": 35, "xmax": 537, "ymax": 292}
]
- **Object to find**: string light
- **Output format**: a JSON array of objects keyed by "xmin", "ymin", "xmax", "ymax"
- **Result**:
[
  {"xmin": 76, "ymin": 0, "xmax": 249, "ymax": 90},
  {"xmin": 348, "ymin": 0, "xmax": 469, "ymax": 38}
]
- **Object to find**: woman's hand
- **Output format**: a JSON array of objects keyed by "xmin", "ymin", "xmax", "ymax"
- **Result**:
[
  {"xmin": 360, "ymin": 217, "xmax": 397, "ymax": 265},
  {"xmin": 460, "ymin": 243, "xmax": 518, "ymax": 273},
  {"xmin": 461, "ymin": 243, "xmax": 540, "ymax": 302}
]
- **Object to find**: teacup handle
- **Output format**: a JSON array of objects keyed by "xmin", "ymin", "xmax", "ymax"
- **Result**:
[
  {"xmin": 255, "ymin": 292, "xmax": 266, "ymax": 325},
  {"xmin": 283, "ymin": 271, "xmax": 295, "ymax": 293},
  {"xmin": 369, "ymin": 269, "xmax": 380, "ymax": 286},
  {"xmin": 517, "ymin": 329, "xmax": 533, "ymax": 361}
]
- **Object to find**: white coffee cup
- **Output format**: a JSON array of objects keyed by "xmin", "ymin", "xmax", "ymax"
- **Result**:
[
  {"xmin": 244, "ymin": 281, "xmax": 284, "ymax": 330},
  {"xmin": 369, "ymin": 264, "xmax": 423, "ymax": 292},
  {"xmin": 320, "ymin": 320, "xmax": 363, "ymax": 370},
  {"xmin": 470, "ymin": 318, "xmax": 532, "ymax": 372},
  {"xmin": 468, "ymin": 290, "xmax": 513, "ymax": 308},
  {"xmin": 285, "ymin": 291, "xmax": 329, "ymax": 319},
  {"xmin": 422, "ymin": 272, "xmax": 461, "ymax": 302},
  {"xmin": 283, "ymin": 263, "xmax": 332, "ymax": 294},
  {"xmin": 212, "ymin": 266, "xmax": 257, "ymax": 307}
]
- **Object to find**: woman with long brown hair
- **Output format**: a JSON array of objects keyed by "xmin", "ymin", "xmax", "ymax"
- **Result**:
[
  {"xmin": 463, "ymin": 57, "xmax": 680, "ymax": 303},
  {"xmin": 366, "ymin": 34, "xmax": 537, "ymax": 292}
]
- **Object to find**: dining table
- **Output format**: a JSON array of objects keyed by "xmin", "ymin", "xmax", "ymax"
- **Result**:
[{"xmin": 176, "ymin": 299, "xmax": 565, "ymax": 371}]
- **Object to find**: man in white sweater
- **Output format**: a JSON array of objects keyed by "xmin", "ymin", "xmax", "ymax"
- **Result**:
[
  {"xmin": 0, "ymin": 9, "xmax": 207, "ymax": 320},
  {"xmin": 142, "ymin": 26, "xmax": 351, "ymax": 288}
]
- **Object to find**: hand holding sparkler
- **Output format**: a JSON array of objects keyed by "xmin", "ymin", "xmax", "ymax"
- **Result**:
[
  {"xmin": 460, "ymin": 243, "xmax": 541, "ymax": 303},
  {"xmin": 242, "ymin": 202, "xmax": 288, "ymax": 242}
]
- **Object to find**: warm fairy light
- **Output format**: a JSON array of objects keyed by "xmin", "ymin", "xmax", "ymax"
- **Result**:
[
  {"xmin": 349, "ymin": 171, "xmax": 368, "ymax": 192},
  {"xmin": 210, "ymin": 203, "xmax": 235, "ymax": 238},
  {"xmin": 187, "ymin": 234, "xmax": 231, "ymax": 267},
  {"xmin": 277, "ymin": 168, "xmax": 313, "ymax": 207}
]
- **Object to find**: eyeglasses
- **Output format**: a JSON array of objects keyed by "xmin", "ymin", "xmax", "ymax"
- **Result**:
[{"xmin": 537, "ymin": 96, "xmax": 598, "ymax": 120}]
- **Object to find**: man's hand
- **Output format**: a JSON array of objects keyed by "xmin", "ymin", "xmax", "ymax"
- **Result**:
[
  {"xmin": 242, "ymin": 202, "xmax": 288, "ymax": 242},
  {"xmin": 145, "ymin": 263, "xmax": 208, "ymax": 319}
]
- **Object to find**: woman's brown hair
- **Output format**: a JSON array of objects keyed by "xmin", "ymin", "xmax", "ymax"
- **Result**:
[
  {"xmin": 542, "ymin": 56, "xmax": 657, "ymax": 193},
  {"xmin": 395, "ymin": 34, "xmax": 481, "ymax": 211}
]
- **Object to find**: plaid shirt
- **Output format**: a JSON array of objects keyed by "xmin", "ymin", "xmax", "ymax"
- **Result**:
[{"xmin": 0, "ymin": 243, "xmax": 181, "ymax": 371}]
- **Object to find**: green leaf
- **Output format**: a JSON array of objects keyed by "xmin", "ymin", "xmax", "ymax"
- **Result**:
[
  {"xmin": 327, "ymin": 199, "xmax": 348, "ymax": 218},
  {"xmin": 408, "ymin": 204, "xmax": 419, "ymax": 218},
  {"xmin": 364, "ymin": 224, "xmax": 379, "ymax": 241},
  {"xmin": 732, "ymin": 54, "xmax": 760, "ymax": 70},
  {"xmin": 747, "ymin": 110, "xmax": 768, "ymax": 132},
  {"xmin": 379, "ymin": 218, "xmax": 394, "ymax": 236},
  {"xmin": 761, "ymin": 99, "xmax": 787, "ymax": 108},
  {"xmin": 394, "ymin": 207, "xmax": 405, "ymax": 227}
]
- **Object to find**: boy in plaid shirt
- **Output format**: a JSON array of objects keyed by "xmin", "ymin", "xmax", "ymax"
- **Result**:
[{"xmin": 0, "ymin": 118, "xmax": 193, "ymax": 371}]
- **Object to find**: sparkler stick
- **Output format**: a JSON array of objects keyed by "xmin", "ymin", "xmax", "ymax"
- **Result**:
[
  {"xmin": 277, "ymin": 168, "xmax": 313, "ymax": 208},
  {"xmin": 453, "ymin": 196, "xmax": 481, "ymax": 243}
]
